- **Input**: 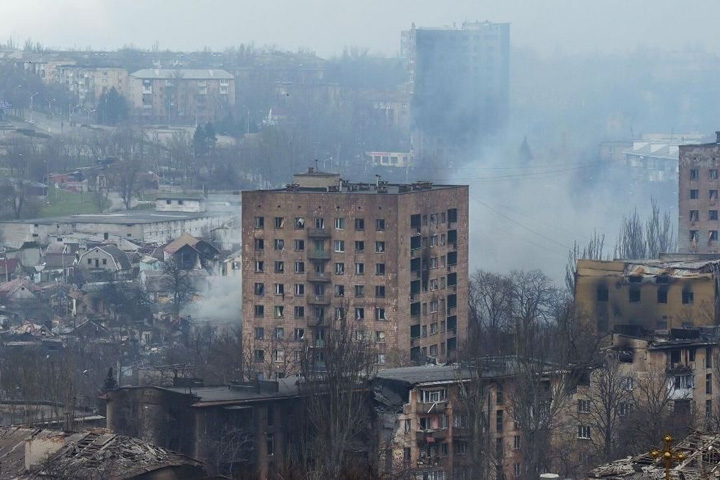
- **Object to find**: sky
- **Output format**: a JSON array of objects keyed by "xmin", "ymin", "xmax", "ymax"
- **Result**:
[{"xmin": 2, "ymin": 0, "xmax": 720, "ymax": 57}]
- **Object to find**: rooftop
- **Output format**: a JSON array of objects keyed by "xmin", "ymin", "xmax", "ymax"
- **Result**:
[
  {"xmin": 164, "ymin": 376, "xmax": 302, "ymax": 405},
  {"xmin": 1, "ymin": 210, "xmax": 225, "ymax": 226},
  {"xmin": 376, "ymin": 358, "xmax": 521, "ymax": 386},
  {"xmin": 131, "ymin": 68, "xmax": 234, "ymax": 80}
]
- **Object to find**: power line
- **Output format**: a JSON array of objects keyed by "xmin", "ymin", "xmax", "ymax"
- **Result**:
[{"xmin": 470, "ymin": 195, "xmax": 572, "ymax": 251}]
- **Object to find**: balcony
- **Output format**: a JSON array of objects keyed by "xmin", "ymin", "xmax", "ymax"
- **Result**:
[
  {"xmin": 308, "ymin": 228, "xmax": 330, "ymax": 238},
  {"xmin": 307, "ymin": 294, "xmax": 331, "ymax": 306},
  {"xmin": 307, "ymin": 272, "xmax": 332, "ymax": 283},
  {"xmin": 307, "ymin": 249, "xmax": 331, "ymax": 260},
  {"xmin": 308, "ymin": 316, "xmax": 326, "ymax": 327},
  {"xmin": 416, "ymin": 429, "xmax": 448, "ymax": 442},
  {"xmin": 418, "ymin": 402, "xmax": 447, "ymax": 414}
]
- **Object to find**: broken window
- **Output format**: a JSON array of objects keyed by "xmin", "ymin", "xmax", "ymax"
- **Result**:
[
  {"xmin": 254, "ymin": 283, "xmax": 265, "ymax": 295},
  {"xmin": 657, "ymin": 289, "xmax": 668, "ymax": 304},
  {"xmin": 690, "ymin": 189, "xmax": 699, "ymax": 199},
  {"xmin": 375, "ymin": 218, "xmax": 386, "ymax": 231},
  {"xmin": 355, "ymin": 307, "xmax": 365, "ymax": 320},
  {"xmin": 294, "ymin": 261, "xmax": 305, "ymax": 273},
  {"xmin": 274, "ymin": 217, "xmax": 284, "ymax": 228},
  {"xmin": 274, "ymin": 261, "xmax": 284, "ymax": 273},
  {"xmin": 254, "ymin": 349, "xmax": 265, "ymax": 363},
  {"xmin": 294, "ymin": 283, "xmax": 304, "ymax": 295},
  {"xmin": 355, "ymin": 241, "xmax": 364, "ymax": 252},
  {"xmin": 274, "ymin": 283, "xmax": 284, "ymax": 295},
  {"xmin": 295, "ymin": 217, "xmax": 305, "ymax": 229},
  {"xmin": 711, "ymin": 210, "xmax": 719, "ymax": 221},
  {"xmin": 334, "ymin": 284, "xmax": 345, "ymax": 297},
  {"xmin": 375, "ymin": 263, "xmax": 385, "ymax": 275},
  {"xmin": 254, "ymin": 305, "xmax": 264, "ymax": 317},
  {"xmin": 628, "ymin": 288, "xmax": 641, "ymax": 303},
  {"xmin": 254, "ymin": 238, "xmax": 264, "ymax": 250},
  {"xmin": 255, "ymin": 327, "xmax": 264, "ymax": 340},
  {"xmin": 294, "ymin": 239, "xmax": 305, "ymax": 251},
  {"xmin": 274, "ymin": 239, "xmax": 284, "ymax": 250},
  {"xmin": 335, "ymin": 263, "xmax": 345, "ymax": 275},
  {"xmin": 355, "ymin": 218, "xmax": 365, "ymax": 230},
  {"xmin": 710, "ymin": 169, "xmax": 719, "ymax": 180},
  {"xmin": 375, "ymin": 241, "xmax": 385, "ymax": 253},
  {"xmin": 682, "ymin": 290, "xmax": 694, "ymax": 304},
  {"xmin": 314, "ymin": 217, "xmax": 325, "ymax": 229},
  {"xmin": 255, "ymin": 261, "xmax": 264, "ymax": 272},
  {"xmin": 375, "ymin": 285, "xmax": 385, "ymax": 297},
  {"xmin": 334, "ymin": 218, "xmax": 345, "ymax": 230},
  {"xmin": 294, "ymin": 306, "xmax": 304, "ymax": 318},
  {"xmin": 375, "ymin": 308, "xmax": 386, "ymax": 321},
  {"xmin": 274, "ymin": 306, "xmax": 284, "ymax": 318},
  {"xmin": 294, "ymin": 328, "xmax": 305, "ymax": 340},
  {"xmin": 690, "ymin": 210, "xmax": 699, "ymax": 222},
  {"xmin": 710, "ymin": 231, "xmax": 719, "ymax": 242},
  {"xmin": 355, "ymin": 285, "xmax": 365, "ymax": 297},
  {"xmin": 711, "ymin": 190, "xmax": 718, "ymax": 203},
  {"xmin": 255, "ymin": 216, "xmax": 264, "ymax": 229},
  {"xmin": 690, "ymin": 169, "xmax": 700, "ymax": 180},
  {"xmin": 448, "ymin": 208, "xmax": 458, "ymax": 223}
]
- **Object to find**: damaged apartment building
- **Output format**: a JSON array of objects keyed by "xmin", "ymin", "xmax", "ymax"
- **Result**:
[
  {"xmin": 372, "ymin": 358, "xmax": 550, "ymax": 480},
  {"xmin": 575, "ymin": 256, "xmax": 720, "ymax": 334},
  {"xmin": 242, "ymin": 169, "xmax": 469, "ymax": 372}
]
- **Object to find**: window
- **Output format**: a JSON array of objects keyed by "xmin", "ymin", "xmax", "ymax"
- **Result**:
[
  {"xmin": 708, "ymin": 347, "xmax": 713, "ymax": 368},
  {"xmin": 102, "ymin": 259, "xmax": 107, "ymax": 265},
  {"xmin": 295, "ymin": 217, "xmax": 305, "ymax": 229},
  {"xmin": 657, "ymin": 289, "xmax": 668, "ymax": 304},
  {"xmin": 430, "ymin": 300, "xmax": 438, "ymax": 313},
  {"xmin": 335, "ymin": 218, "xmax": 345, "ymax": 230},
  {"xmin": 355, "ymin": 263, "xmax": 365, "ymax": 275},
  {"xmin": 375, "ymin": 241, "xmax": 385, "ymax": 253},
  {"xmin": 513, "ymin": 436, "xmax": 521, "ymax": 450},
  {"xmin": 355, "ymin": 241, "xmax": 365, "ymax": 252},
  {"xmin": 334, "ymin": 284, "xmax": 345, "ymax": 297},
  {"xmin": 274, "ymin": 261, "xmax": 284, "ymax": 273},
  {"xmin": 711, "ymin": 169, "xmax": 719, "ymax": 180},
  {"xmin": 274, "ymin": 306, "xmax": 284, "ymax": 318},
  {"xmin": 629, "ymin": 288, "xmax": 640, "ymax": 303},
  {"xmin": 293, "ymin": 261, "xmax": 304, "ymax": 273},
  {"xmin": 355, "ymin": 285, "xmax": 365, "ymax": 297},
  {"xmin": 254, "ymin": 349, "xmax": 265, "ymax": 363},
  {"xmin": 377, "ymin": 353, "xmax": 386, "ymax": 365},
  {"xmin": 375, "ymin": 263, "xmax": 385, "ymax": 275},
  {"xmin": 429, "ymin": 344, "xmax": 438, "ymax": 357},
  {"xmin": 707, "ymin": 373, "xmax": 713, "ymax": 394},
  {"xmin": 334, "ymin": 240, "xmax": 345, "ymax": 252},
  {"xmin": 683, "ymin": 290, "xmax": 694, "ymax": 304},
  {"xmin": 496, "ymin": 383, "xmax": 503, "ymax": 404},
  {"xmin": 335, "ymin": 262, "xmax": 345, "ymax": 275},
  {"xmin": 712, "ymin": 190, "xmax": 718, "ymax": 202},
  {"xmin": 673, "ymin": 374, "xmax": 693, "ymax": 390},
  {"xmin": 448, "ymin": 208, "xmax": 458, "ymax": 223},
  {"xmin": 375, "ymin": 218, "xmax": 386, "ymax": 231},
  {"xmin": 431, "ymin": 235, "xmax": 438, "ymax": 247},
  {"xmin": 294, "ymin": 328, "xmax": 305, "ymax": 340},
  {"xmin": 375, "ymin": 307, "xmax": 386, "ymax": 320},
  {"xmin": 421, "ymin": 389, "xmax": 447, "ymax": 402},
  {"xmin": 266, "ymin": 433, "xmax": 274, "ymax": 456},
  {"xmin": 455, "ymin": 441, "xmax": 468, "ymax": 455},
  {"xmin": 496, "ymin": 410, "xmax": 503, "ymax": 432},
  {"xmin": 294, "ymin": 306, "xmax": 304, "ymax": 318},
  {"xmin": 690, "ymin": 210, "xmax": 699, "ymax": 222},
  {"xmin": 690, "ymin": 230, "xmax": 699, "ymax": 243},
  {"xmin": 314, "ymin": 217, "xmax": 325, "ymax": 229},
  {"xmin": 712, "ymin": 231, "xmax": 719, "ymax": 242},
  {"xmin": 87, "ymin": 258, "xmax": 92, "ymax": 265},
  {"xmin": 254, "ymin": 216, "xmax": 264, "ymax": 229},
  {"xmin": 618, "ymin": 402, "xmax": 632, "ymax": 417},
  {"xmin": 274, "ymin": 283, "xmax": 285, "ymax": 295},
  {"xmin": 496, "ymin": 437, "xmax": 503, "ymax": 457},
  {"xmin": 254, "ymin": 327, "xmax": 264, "ymax": 340},
  {"xmin": 254, "ymin": 238, "xmax": 264, "ymax": 250},
  {"xmin": 514, "ymin": 463, "xmax": 522, "ymax": 478},
  {"xmin": 355, "ymin": 307, "xmax": 365, "ymax": 321},
  {"xmin": 577, "ymin": 425, "xmax": 591, "ymax": 439},
  {"xmin": 355, "ymin": 218, "xmax": 365, "ymax": 230},
  {"xmin": 690, "ymin": 189, "xmax": 700, "ymax": 199},
  {"xmin": 254, "ymin": 283, "xmax": 265, "ymax": 295},
  {"xmin": 375, "ymin": 330, "xmax": 386, "ymax": 343},
  {"xmin": 254, "ymin": 305, "xmax": 264, "ymax": 317},
  {"xmin": 578, "ymin": 399, "xmax": 590, "ymax": 413},
  {"xmin": 411, "ymin": 236, "xmax": 421, "ymax": 250},
  {"xmin": 690, "ymin": 169, "xmax": 699, "ymax": 180},
  {"xmin": 275, "ymin": 327, "xmax": 285, "ymax": 339},
  {"xmin": 711, "ymin": 211, "xmax": 719, "ymax": 221},
  {"xmin": 294, "ymin": 283, "xmax": 304, "ymax": 295},
  {"xmin": 375, "ymin": 285, "xmax": 386, "ymax": 297},
  {"xmin": 274, "ymin": 217, "xmax": 284, "ymax": 228},
  {"xmin": 430, "ymin": 278, "xmax": 439, "ymax": 291}
]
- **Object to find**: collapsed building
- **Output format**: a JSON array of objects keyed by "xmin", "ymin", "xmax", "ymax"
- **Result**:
[{"xmin": 590, "ymin": 430, "xmax": 720, "ymax": 480}]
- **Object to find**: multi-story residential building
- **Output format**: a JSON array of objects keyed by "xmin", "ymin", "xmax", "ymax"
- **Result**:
[
  {"xmin": 373, "ymin": 359, "xmax": 549, "ymax": 480},
  {"xmin": 402, "ymin": 21, "xmax": 510, "ymax": 164},
  {"xmin": 128, "ymin": 69, "xmax": 235, "ymax": 124},
  {"xmin": 574, "ymin": 256, "xmax": 720, "ymax": 334},
  {"xmin": 679, "ymin": 132, "xmax": 720, "ymax": 253},
  {"xmin": 241, "ymin": 169, "xmax": 469, "ymax": 373},
  {"xmin": 53, "ymin": 65, "xmax": 130, "ymax": 106}
]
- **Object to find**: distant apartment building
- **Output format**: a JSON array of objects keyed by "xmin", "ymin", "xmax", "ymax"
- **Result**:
[
  {"xmin": 53, "ymin": 65, "xmax": 130, "ymax": 105},
  {"xmin": 128, "ymin": 69, "xmax": 235, "ymax": 124},
  {"xmin": 679, "ymin": 132, "xmax": 720, "ymax": 253},
  {"xmin": 241, "ymin": 169, "xmax": 469, "ymax": 373},
  {"xmin": 574, "ymin": 256, "xmax": 720, "ymax": 334},
  {"xmin": 402, "ymin": 21, "xmax": 510, "ymax": 164},
  {"xmin": 366, "ymin": 151, "xmax": 414, "ymax": 169}
]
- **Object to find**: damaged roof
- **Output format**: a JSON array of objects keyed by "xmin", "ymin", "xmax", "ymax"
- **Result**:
[
  {"xmin": 0, "ymin": 426, "xmax": 204, "ymax": 479},
  {"xmin": 590, "ymin": 430, "xmax": 720, "ymax": 480}
]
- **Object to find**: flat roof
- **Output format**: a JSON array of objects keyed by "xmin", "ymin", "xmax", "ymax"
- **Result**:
[
  {"xmin": 163, "ymin": 376, "xmax": 302, "ymax": 405},
  {"xmin": 252, "ymin": 182, "xmax": 466, "ymax": 196},
  {"xmin": 1, "ymin": 210, "xmax": 226, "ymax": 226}
]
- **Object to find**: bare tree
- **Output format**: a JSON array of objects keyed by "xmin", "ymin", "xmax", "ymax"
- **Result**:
[
  {"xmin": 565, "ymin": 230, "xmax": 606, "ymax": 294},
  {"xmin": 298, "ymin": 315, "xmax": 377, "ymax": 479},
  {"xmin": 614, "ymin": 199, "xmax": 676, "ymax": 260},
  {"xmin": 161, "ymin": 258, "xmax": 196, "ymax": 318},
  {"xmin": 467, "ymin": 270, "xmax": 514, "ymax": 357}
]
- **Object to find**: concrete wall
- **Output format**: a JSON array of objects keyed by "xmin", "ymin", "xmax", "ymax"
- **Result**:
[
  {"xmin": 155, "ymin": 199, "xmax": 205, "ymax": 213},
  {"xmin": 679, "ymin": 142, "xmax": 720, "ymax": 253}
]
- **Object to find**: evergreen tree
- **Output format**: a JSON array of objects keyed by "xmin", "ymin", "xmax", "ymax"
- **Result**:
[{"xmin": 102, "ymin": 367, "xmax": 118, "ymax": 392}]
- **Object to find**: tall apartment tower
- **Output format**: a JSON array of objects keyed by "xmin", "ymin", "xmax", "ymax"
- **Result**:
[
  {"xmin": 241, "ymin": 169, "xmax": 469, "ymax": 374},
  {"xmin": 402, "ymin": 21, "xmax": 510, "ymax": 164},
  {"xmin": 679, "ymin": 132, "xmax": 720, "ymax": 253}
]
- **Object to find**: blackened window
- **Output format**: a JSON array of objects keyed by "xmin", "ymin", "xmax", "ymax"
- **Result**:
[
  {"xmin": 657, "ymin": 289, "xmax": 668, "ymax": 304},
  {"xmin": 597, "ymin": 285, "xmax": 608, "ymax": 302},
  {"xmin": 629, "ymin": 288, "xmax": 641, "ymax": 303}
]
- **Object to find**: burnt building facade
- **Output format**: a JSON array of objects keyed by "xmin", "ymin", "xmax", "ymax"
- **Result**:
[{"xmin": 241, "ymin": 170, "xmax": 469, "ymax": 373}]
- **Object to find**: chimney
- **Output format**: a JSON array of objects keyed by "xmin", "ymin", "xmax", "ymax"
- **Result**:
[{"xmin": 716, "ymin": 131, "xmax": 720, "ymax": 144}]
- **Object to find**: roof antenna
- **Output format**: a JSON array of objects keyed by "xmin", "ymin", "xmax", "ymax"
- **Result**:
[{"xmin": 314, "ymin": 158, "xmax": 319, "ymax": 172}]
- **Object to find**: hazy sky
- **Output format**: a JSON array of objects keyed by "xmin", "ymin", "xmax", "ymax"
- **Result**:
[{"xmin": 2, "ymin": 0, "xmax": 720, "ymax": 57}]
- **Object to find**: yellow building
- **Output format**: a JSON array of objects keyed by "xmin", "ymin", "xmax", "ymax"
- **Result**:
[{"xmin": 575, "ymin": 257, "xmax": 720, "ymax": 334}]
